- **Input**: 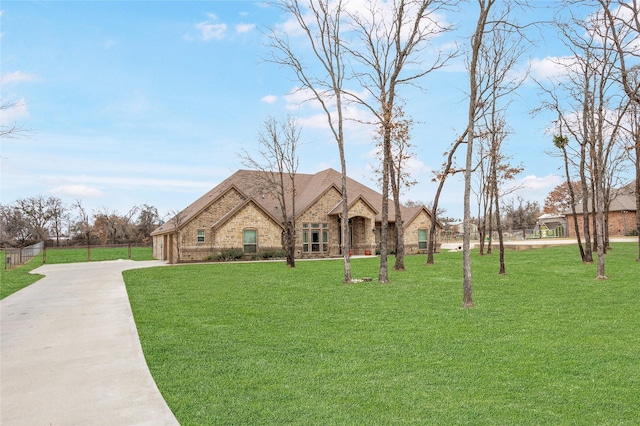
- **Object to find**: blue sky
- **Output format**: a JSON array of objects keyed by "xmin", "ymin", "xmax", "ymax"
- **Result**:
[{"xmin": 1, "ymin": 1, "xmax": 631, "ymax": 221}]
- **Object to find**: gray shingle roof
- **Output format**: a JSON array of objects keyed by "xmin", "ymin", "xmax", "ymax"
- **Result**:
[{"xmin": 152, "ymin": 168, "xmax": 435, "ymax": 235}]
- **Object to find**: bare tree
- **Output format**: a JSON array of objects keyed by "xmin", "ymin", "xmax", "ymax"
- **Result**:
[
  {"xmin": 268, "ymin": 0, "xmax": 352, "ymax": 282},
  {"xmin": 240, "ymin": 115, "xmax": 300, "ymax": 267},
  {"xmin": 48, "ymin": 197, "xmax": 69, "ymax": 247},
  {"xmin": 461, "ymin": 0, "xmax": 494, "ymax": 308},
  {"xmin": 167, "ymin": 209, "xmax": 188, "ymax": 263},
  {"xmin": 0, "ymin": 203, "xmax": 32, "ymax": 246},
  {"xmin": 14, "ymin": 195, "xmax": 58, "ymax": 243},
  {"xmin": 372, "ymin": 105, "xmax": 418, "ymax": 271},
  {"xmin": 461, "ymin": 0, "xmax": 534, "ymax": 304},
  {"xmin": 72, "ymin": 200, "xmax": 92, "ymax": 245},
  {"xmin": 0, "ymin": 100, "xmax": 32, "ymax": 139},
  {"xmin": 136, "ymin": 204, "xmax": 161, "ymax": 245},
  {"xmin": 552, "ymin": 3, "xmax": 633, "ymax": 278},
  {"xmin": 427, "ymin": 131, "xmax": 467, "ymax": 264},
  {"xmin": 502, "ymin": 197, "xmax": 541, "ymax": 237},
  {"xmin": 595, "ymin": 0, "xmax": 640, "ymax": 104},
  {"xmin": 346, "ymin": 0, "xmax": 457, "ymax": 281},
  {"xmin": 554, "ymin": 135, "xmax": 587, "ymax": 260}
]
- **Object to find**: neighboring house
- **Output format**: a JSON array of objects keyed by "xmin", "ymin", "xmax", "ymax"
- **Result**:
[
  {"xmin": 564, "ymin": 182, "xmax": 637, "ymax": 237},
  {"xmin": 151, "ymin": 168, "xmax": 441, "ymax": 263},
  {"xmin": 535, "ymin": 213, "xmax": 567, "ymax": 238},
  {"xmin": 451, "ymin": 222, "xmax": 479, "ymax": 238}
]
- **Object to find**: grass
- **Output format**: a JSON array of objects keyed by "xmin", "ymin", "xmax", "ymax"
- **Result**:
[
  {"xmin": 124, "ymin": 243, "xmax": 640, "ymax": 425},
  {"xmin": 0, "ymin": 253, "xmax": 45, "ymax": 299},
  {"xmin": 0, "ymin": 246, "xmax": 153, "ymax": 299},
  {"xmin": 43, "ymin": 246, "xmax": 153, "ymax": 263}
]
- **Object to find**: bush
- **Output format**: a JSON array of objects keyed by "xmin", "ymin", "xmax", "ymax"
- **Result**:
[
  {"xmin": 214, "ymin": 248, "xmax": 244, "ymax": 261},
  {"xmin": 258, "ymin": 249, "xmax": 286, "ymax": 259},
  {"xmin": 625, "ymin": 229, "xmax": 639, "ymax": 236}
]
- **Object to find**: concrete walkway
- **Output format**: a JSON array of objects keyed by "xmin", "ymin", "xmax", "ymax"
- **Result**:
[{"xmin": 1, "ymin": 259, "xmax": 179, "ymax": 426}]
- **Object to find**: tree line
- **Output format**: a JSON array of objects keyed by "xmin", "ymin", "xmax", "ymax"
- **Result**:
[
  {"xmin": 259, "ymin": 0, "xmax": 638, "ymax": 307},
  {"xmin": 0, "ymin": 196, "xmax": 162, "ymax": 248}
]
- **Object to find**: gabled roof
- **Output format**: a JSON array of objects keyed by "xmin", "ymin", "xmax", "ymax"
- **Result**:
[
  {"xmin": 328, "ymin": 194, "xmax": 379, "ymax": 217},
  {"xmin": 211, "ymin": 198, "xmax": 283, "ymax": 231},
  {"xmin": 565, "ymin": 183, "xmax": 637, "ymax": 215},
  {"xmin": 151, "ymin": 183, "xmax": 249, "ymax": 236},
  {"xmin": 403, "ymin": 205, "xmax": 441, "ymax": 229},
  {"xmin": 152, "ymin": 168, "xmax": 440, "ymax": 235}
]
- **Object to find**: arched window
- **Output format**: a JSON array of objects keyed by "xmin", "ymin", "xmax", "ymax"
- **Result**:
[
  {"xmin": 418, "ymin": 229, "xmax": 428, "ymax": 249},
  {"xmin": 243, "ymin": 229, "xmax": 257, "ymax": 254}
]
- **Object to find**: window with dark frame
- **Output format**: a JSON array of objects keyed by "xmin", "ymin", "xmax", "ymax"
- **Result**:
[
  {"xmin": 418, "ymin": 229, "xmax": 428, "ymax": 249},
  {"xmin": 302, "ymin": 222, "xmax": 328, "ymax": 253},
  {"xmin": 243, "ymin": 229, "xmax": 257, "ymax": 253}
]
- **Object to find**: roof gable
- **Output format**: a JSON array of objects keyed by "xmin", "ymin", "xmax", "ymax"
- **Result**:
[
  {"xmin": 152, "ymin": 168, "xmax": 440, "ymax": 235},
  {"xmin": 212, "ymin": 198, "xmax": 284, "ymax": 231},
  {"xmin": 151, "ymin": 183, "xmax": 247, "ymax": 236},
  {"xmin": 403, "ymin": 206, "xmax": 442, "ymax": 230}
]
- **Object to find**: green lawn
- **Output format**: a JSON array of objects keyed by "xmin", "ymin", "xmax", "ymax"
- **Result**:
[
  {"xmin": 124, "ymin": 244, "xmax": 640, "ymax": 425},
  {"xmin": 0, "ymin": 253, "xmax": 44, "ymax": 299},
  {"xmin": 44, "ymin": 246, "xmax": 153, "ymax": 263},
  {"xmin": 0, "ymin": 247, "xmax": 153, "ymax": 299}
]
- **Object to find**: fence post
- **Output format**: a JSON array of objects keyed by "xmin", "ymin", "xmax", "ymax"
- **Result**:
[{"xmin": 128, "ymin": 243, "xmax": 132, "ymax": 259}]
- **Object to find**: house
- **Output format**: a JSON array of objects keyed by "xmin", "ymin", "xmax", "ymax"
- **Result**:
[
  {"xmin": 564, "ymin": 182, "xmax": 637, "ymax": 237},
  {"xmin": 535, "ymin": 213, "xmax": 567, "ymax": 238},
  {"xmin": 151, "ymin": 168, "xmax": 441, "ymax": 263}
]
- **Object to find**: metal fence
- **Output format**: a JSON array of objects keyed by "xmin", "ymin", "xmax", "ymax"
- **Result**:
[{"xmin": 4, "ymin": 241, "xmax": 44, "ymax": 269}]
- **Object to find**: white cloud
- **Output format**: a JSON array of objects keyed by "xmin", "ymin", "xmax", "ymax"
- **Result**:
[
  {"xmin": 260, "ymin": 94, "xmax": 278, "ymax": 104},
  {"xmin": 50, "ymin": 185, "xmax": 104, "ymax": 198},
  {"xmin": 0, "ymin": 71, "xmax": 40, "ymax": 85},
  {"xmin": 0, "ymin": 98, "xmax": 28, "ymax": 124},
  {"xmin": 529, "ymin": 56, "xmax": 576, "ymax": 81},
  {"xmin": 503, "ymin": 174, "xmax": 564, "ymax": 207},
  {"xmin": 196, "ymin": 13, "xmax": 227, "ymax": 41},
  {"xmin": 236, "ymin": 23, "xmax": 255, "ymax": 34},
  {"xmin": 47, "ymin": 175, "xmax": 213, "ymax": 191}
]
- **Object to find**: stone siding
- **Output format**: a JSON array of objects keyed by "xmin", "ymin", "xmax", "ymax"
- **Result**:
[
  {"xmin": 296, "ymin": 188, "xmax": 343, "ymax": 257},
  {"xmin": 566, "ymin": 210, "xmax": 637, "ymax": 238},
  {"xmin": 404, "ymin": 210, "xmax": 433, "ymax": 254},
  {"xmin": 213, "ymin": 201, "xmax": 283, "ymax": 251},
  {"xmin": 348, "ymin": 199, "xmax": 376, "ymax": 254}
]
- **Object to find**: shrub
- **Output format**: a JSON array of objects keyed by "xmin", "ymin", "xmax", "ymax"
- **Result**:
[
  {"xmin": 258, "ymin": 249, "xmax": 286, "ymax": 259},
  {"xmin": 214, "ymin": 248, "xmax": 244, "ymax": 261}
]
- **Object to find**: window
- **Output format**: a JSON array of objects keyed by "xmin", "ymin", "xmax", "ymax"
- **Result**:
[
  {"xmin": 302, "ymin": 223, "xmax": 328, "ymax": 253},
  {"xmin": 243, "ymin": 229, "xmax": 257, "ymax": 254},
  {"xmin": 303, "ymin": 230, "xmax": 309, "ymax": 252},
  {"xmin": 197, "ymin": 229, "xmax": 205, "ymax": 243},
  {"xmin": 418, "ymin": 229, "xmax": 428, "ymax": 249}
]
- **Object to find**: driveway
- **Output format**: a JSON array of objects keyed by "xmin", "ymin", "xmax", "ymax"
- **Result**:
[{"xmin": 1, "ymin": 259, "xmax": 179, "ymax": 426}]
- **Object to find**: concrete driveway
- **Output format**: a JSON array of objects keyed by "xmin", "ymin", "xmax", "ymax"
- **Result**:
[{"xmin": 1, "ymin": 259, "xmax": 179, "ymax": 426}]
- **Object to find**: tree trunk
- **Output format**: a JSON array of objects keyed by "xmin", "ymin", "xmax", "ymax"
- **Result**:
[
  {"xmin": 427, "ymin": 134, "xmax": 466, "ymax": 265},
  {"xmin": 492, "ymin": 155, "xmax": 506, "ymax": 275},
  {"xmin": 390, "ymin": 155, "xmax": 405, "ymax": 271},
  {"xmin": 636, "ymin": 132, "xmax": 640, "ymax": 262},
  {"xmin": 560, "ymin": 146, "xmax": 585, "ymax": 260},
  {"xmin": 378, "ymin": 141, "xmax": 391, "ymax": 283}
]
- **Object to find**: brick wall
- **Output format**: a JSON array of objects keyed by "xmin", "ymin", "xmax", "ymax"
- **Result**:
[
  {"xmin": 566, "ymin": 210, "xmax": 637, "ymax": 237},
  {"xmin": 404, "ymin": 210, "xmax": 434, "ymax": 254},
  {"xmin": 213, "ymin": 201, "xmax": 283, "ymax": 250},
  {"xmin": 296, "ymin": 188, "xmax": 342, "ymax": 257}
]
